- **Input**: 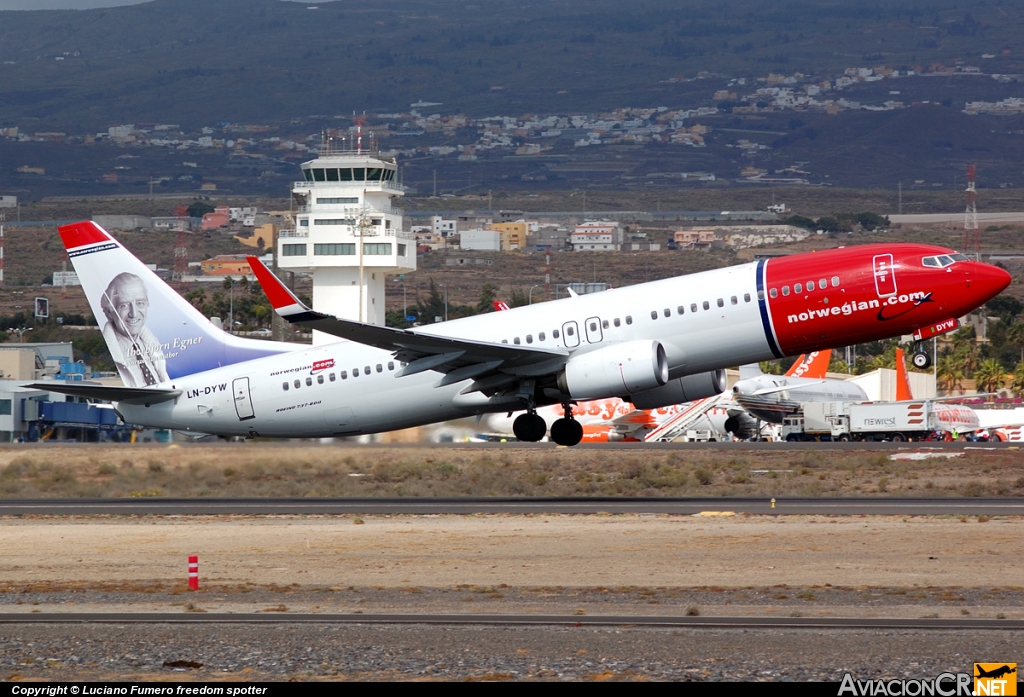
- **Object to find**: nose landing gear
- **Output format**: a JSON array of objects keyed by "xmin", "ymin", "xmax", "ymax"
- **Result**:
[{"xmin": 911, "ymin": 342, "xmax": 931, "ymax": 370}]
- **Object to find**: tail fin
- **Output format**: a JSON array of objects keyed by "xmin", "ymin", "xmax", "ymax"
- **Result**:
[
  {"xmin": 894, "ymin": 347, "xmax": 914, "ymax": 401},
  {"xmin": 738, "ymin": 363, "xmax": 763, "ymax": 380},
  {"xmin": 786, "ymin": 350, "xmax": 831, "ymax": 378},
  {"xmin": 60, "ymin": 221, "xmax": 295, "ymax": 386}
]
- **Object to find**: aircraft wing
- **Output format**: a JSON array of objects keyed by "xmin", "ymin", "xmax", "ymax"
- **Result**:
[
  {"xmin": 24, "ymin": 382, "xmax": 181, "ymax": 404},
  {"xmin": 248, "ymin": 258, "xmax": 569, "ymax": 392}
]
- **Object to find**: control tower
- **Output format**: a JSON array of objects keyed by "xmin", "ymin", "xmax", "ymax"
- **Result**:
[{"xmin": 277, "ymin": 131, "xmax": 414, "ymax": 345}]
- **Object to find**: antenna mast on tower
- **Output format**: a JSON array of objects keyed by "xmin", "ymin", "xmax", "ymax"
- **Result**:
[{"xmin": 964, "ymin": 163, "xmax": 980, "ymax": 259}]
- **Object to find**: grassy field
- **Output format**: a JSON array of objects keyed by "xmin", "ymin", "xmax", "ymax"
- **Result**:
[{"xmin": 0, "ymin": 444, "xmax": 1021, "ymax": 500}]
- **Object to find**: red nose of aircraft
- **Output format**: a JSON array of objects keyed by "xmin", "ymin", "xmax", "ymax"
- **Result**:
[{"xmin": 966, "ymin": 260, "xmax": 1013, "ymax": 304}]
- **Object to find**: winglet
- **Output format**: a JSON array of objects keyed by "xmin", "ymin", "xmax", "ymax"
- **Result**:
[{"xmin": 246, "ymin": 257, "xmax": 313, "ymax": 318}]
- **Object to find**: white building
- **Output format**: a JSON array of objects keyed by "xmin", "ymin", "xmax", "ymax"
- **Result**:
[
  {"xmin": 570, "ymin": 221, "xmax": 621, "ymax": 251},
  {"xmin": 277, "ymin": 141, "xmax": 415, "ymax": 343},
  {"xmin": 460, "ymin": 229, "xmax": 501, "ymax": 251},
  {"xmin": 431, "ymin": 215, "xmax": 457, "ymax": 238}
]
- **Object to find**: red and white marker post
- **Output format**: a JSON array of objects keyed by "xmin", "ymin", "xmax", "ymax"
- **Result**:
[{"xmin": 188, "ymin": 555, "xmax": 199, "ymax": 590}]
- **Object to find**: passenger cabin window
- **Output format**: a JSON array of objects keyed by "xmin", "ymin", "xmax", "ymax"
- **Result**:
[
  {"xmin": 731, "ymin": 296, "xmax": 738, "ymax": 305},
  {"xmin": 819, "ymin": 278, "xmax": 827, "ymax": 290},
  {"xmin": 794, "ymin": 283, "xmax": 802, "ymax": 294},
  {"xmin": 663, "ymin": 308, "xmax": 671, "ymax": 318},
  {"xmin": 782, "ymin": 286, "xmax": 790, "ymax": 296},
  {"xmin": 526, "ymin": 335, "xmax": 533, "ymax": 344},
  {"xmin": 625, "ymin": 316, "xmax": 632, "ymax": 325},
  {"xmin": 317, "ymin": 375, "xmax": 324, "ymax": 384},
  {"xmin": 376, "ymin": 364, "xmax": 383, "ymax": 373},
  {"xmin": 831, "ymin": 276, "xmax": 840, "ymax": 287},
  {"xmin": 341, "ymin": 371, "xmax": 348, "ymax": 379},
  {"xmin": 365, "ymin": 366, "xmax": 371, "ymax": 375},
  {"xmin": 806, "ymin": 281, "xmax": 815, "ymax": 291},
  {"xmin": 566, "ymin": 326, "xmax": 575, "ymax": 336},
  {"xmin": 294, "ymin": 379, "xmax": 301, "ymax": 389},
  {"xmin": 282, "ymin": 382, "xmax": 289, "ymax": 391},
  {"xmin": 388, "ymin": 362, "xmax": 395, "ymax": 371},
  {"xmin": 306, "ymin": 377, "xmax": 312, "ymax": 386},
  {"xmin": 677, "ymin": 306, "xmax": 685, "ymax": 315},
  {"xmin": 330, "ymin": 373, "xmax": 336, "ymax": 382},
  {"xmin": 717, "ymin": 298, "xmax": 724, "ymax": 308},
  {"xmin": 703, "ymin": 301, "xmax": 710, "ymax": 310},
  {"xmin": 353, "ymin": 368, "xmax": 359, "ymax": 377},
  {"xmin": 514, "ymin": 337, "xmax": 521, "ymax": 344},
  {"xmin": 769, "ymin": 288, "xmax": 777, "ymax": 299},
  {"xmin": 553, "ymin": 329, "xmax": 560, "ymax": 338},
  {"xmin": 745, "ymin": 293, "xmax": 752, "ymax": 302},
  {"xmin": 602, "ymin": 320, "xmax": 609, "ymax": 329},
  {"xmin": 651, "ymin": 311, "xmax": 658, "ymax": 320},
  {"xmin": 539, "ymin": 332, "xmax": 546, "ymax": 341},
  {"xmin": 691, "ymin": 303, "xmax": 698, "ymax": 313}
]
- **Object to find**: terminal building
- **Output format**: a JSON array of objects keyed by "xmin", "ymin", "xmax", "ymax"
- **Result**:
[{"xmin": 277, "ymin": 135, "xmax": 415, "ymax": 344}]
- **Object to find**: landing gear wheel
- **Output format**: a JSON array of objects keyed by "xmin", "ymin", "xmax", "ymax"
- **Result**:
[
  {"xmin": 513, "ymin": 413, "xmax": 547, "ymax": 442},
  {"xmin": 550, "ymin": 417, "xmax": 584, "ymax": 446},
  {"xmin": 912, "ymin": 351, "xmax": 931, "ymax": 370}
]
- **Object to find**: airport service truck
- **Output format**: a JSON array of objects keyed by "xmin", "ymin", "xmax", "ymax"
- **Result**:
[{"xmin": 781, "ymin": 400, "xmax": 979, "ymax": 442}]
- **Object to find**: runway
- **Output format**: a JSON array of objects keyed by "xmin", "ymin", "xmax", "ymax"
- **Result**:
[
  {"xmin": 2, "ymin": 613, "xmax": 1023, "ymax": 630},
  {"xmin": 3, "ymin": 496, "xmax": 1024, "ymax": 516}
]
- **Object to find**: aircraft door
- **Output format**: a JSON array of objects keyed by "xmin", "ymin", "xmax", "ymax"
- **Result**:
[
  {"xmin": 873, "ymin": 254, "xmax": 897, "ymax": 298},
  {"xmin": 232, "ymin": 377, "xmax": 255, "ymax": 421},
  {"xmin": 562, "ymin": 321, "xmax": 580, "ymax": 348},
  {"xmin": 585, "ymin": 316, "xmax": 604, "ymax": 344}
]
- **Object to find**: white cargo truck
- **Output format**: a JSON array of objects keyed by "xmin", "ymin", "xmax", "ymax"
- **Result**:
[{"xmin": 781, "ymin": 401, "xmax": 979, "ymax": 442}]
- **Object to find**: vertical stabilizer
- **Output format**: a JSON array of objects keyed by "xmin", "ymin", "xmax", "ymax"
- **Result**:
[
  {"xmin": 60, "ymin": 221, "xmax": 295, "ymax": 386},
  {"xmin": 785, "ymin": 350, "xmax": 831, "ymax": 378},
  {"xmin": 894, "ymin": 347, "xmax": 914, "ymax": 401}
]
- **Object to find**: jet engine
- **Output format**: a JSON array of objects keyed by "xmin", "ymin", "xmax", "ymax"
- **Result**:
[
  {"xmin": 723, "ymin": 412, "xmax": 760, "ymax": 439},
  {"xmin": 628, "ymin": 370, "xmax": 726, "ymax": 410},
  {"xmin": 556, "ymin": 340, "xmax": 668, "ymax": 400}
]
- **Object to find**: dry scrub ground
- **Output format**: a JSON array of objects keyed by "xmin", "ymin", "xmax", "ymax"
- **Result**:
[
  {"xmin": 1, "ymin": 443, "xmax": 1023, "ymax": 499},
  {"xmin": 2, "ymin": 444, "xmax": 1024, "ymax": 681}
]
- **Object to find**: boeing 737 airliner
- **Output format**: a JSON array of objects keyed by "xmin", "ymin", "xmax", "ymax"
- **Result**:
[{"xmin": 32, "ymin": 221, "xmax": 1010, "ymax": 446}]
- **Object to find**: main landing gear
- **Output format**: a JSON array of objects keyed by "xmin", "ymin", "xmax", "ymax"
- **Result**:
[
  {"xmin": 550, "ymin": 402, "xmax": 583, "ymax": 447},
  {"xmin": 512, "ymin": 411, "xmax": 547, "ymax": 443},
  {"xmin": 512, "ymin": 403, "xmax": 584, "ymax": 446}
]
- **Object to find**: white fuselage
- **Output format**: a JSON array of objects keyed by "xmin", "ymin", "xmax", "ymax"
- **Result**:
[{"xmin": 118, "ymin": 262, "xmax": 776, "ymax": 437}]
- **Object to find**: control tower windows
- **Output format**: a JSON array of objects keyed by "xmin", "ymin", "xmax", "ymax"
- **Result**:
[
  {"xmin": 312, "ymin": 169, "xmax": 326, "ymax": 181},
  {"xmin": 326, "ymin": 169, "xmax": 339, "ymax": 182},
  {"xmin": 314, "ymin": 243, "xmax": 355, "ymax": 255}
]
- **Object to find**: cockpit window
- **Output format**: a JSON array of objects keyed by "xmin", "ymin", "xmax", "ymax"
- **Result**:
[{"xmin": 922, "ymin": 255, "xmax": 960, "ymax": 268}]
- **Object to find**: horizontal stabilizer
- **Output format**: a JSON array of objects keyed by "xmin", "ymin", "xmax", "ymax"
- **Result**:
[{"xmin": 25, "ymin": 382, "xmax": 180, "ymax": 405}]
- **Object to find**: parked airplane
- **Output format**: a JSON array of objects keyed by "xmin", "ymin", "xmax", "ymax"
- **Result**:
[
  {"xmin": 488, "ymin": 353, "xmax": 830, "ymax": 443},
  {"xmin": 32, "ymin": 222, "xmax": 1010, "ymax": 447},
  {"xmin": 730, "ymin": 349, "xmax": 869, "ymax": 424}
]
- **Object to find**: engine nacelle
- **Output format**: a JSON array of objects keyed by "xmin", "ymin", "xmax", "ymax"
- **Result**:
[
  {"xmin": 629, "ymin": 370, "xmax": 726, "ymax": 410},
  {"xmin": 557, "ymin": 340, "xmax": 668, "ymax": 400}
]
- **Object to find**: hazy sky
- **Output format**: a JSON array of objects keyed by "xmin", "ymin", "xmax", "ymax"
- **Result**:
[{"xmin": 0, "ymin": 1, "xmax": 148, "ymax": 8}]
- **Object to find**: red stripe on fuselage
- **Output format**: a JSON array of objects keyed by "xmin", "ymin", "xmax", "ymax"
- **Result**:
[{"xmin": 762, "ymin": 243, "xmax": 1004, "ymax": 355}]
